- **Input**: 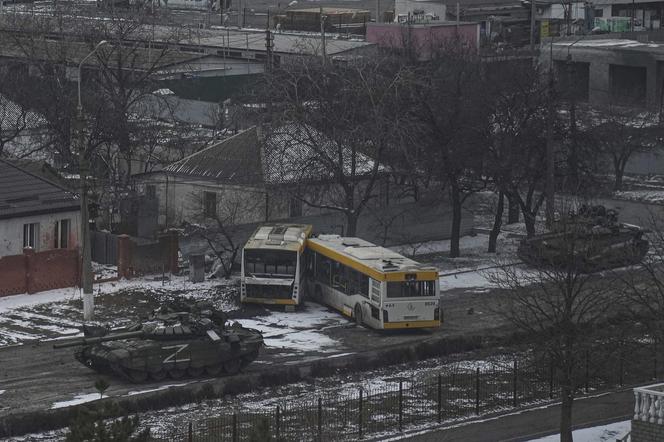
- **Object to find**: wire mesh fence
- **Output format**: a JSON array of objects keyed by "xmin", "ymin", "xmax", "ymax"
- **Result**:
[{"xmin": 153, "ymin": 343, "xmax": 661, "ymax": 441}]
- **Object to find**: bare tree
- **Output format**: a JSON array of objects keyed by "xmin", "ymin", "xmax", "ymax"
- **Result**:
[
  {"xmin": 482, "ymin": 60, "xmax": 549, "ymax": 244},
  {"xmin": 489, "ymin": 213, "xmax": 626, "ymax": 442},
  {"xmin": 260, "ymin": 55, "xmax": 405, "ymax": 236},
  {"xmin": 186, "ymin": 188, "xmax": 262, "ymax": 279},
  {"xmin": 402, "ymin": 40, "xmax": 488, "ymax": 257},
  {"xmin": 581, "ymin": 105, "xmax": 661, "ymax": 191}
]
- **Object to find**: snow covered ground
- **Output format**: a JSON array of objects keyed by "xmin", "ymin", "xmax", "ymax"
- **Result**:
[
  {"xmin": 235, "ymin": 302, "xmax": 349, "ymax": 354},
  {"xmin": 0, "ymin": 277, "xmax": 238, "ymax": 346},
  {"xmin": 527, "ymin": 420, "xmax": 630, "ymax": 442}
]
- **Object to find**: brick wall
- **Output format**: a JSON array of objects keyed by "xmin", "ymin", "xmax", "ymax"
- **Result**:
[
  {"xmin": 632, "ymin": 419, "xmax": 664, "ymax": 441},
  {"xmin": 0, "ymin": 248, "xmax": 80, "ymax": 297},
  {"xmin": 118, "ymin": 231, "xmax": 179, "ymax": 278}
]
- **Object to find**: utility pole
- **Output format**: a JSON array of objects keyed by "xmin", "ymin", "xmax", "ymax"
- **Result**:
[
  {"xmin": 320, "ymin": 6, "xmax": 327, "ymax": 64},
  {"xmin": 530, "ymin": 0, "xmax": 536, "ymax": 51},
  {"xmin": 545, "ymin": 41, "xmax": 555, "ymax": 227},
  {"xmin": 265, "ymin": 28, "xmax": 274, "ymax": 72},
  {"xmin": 77, "ymin": 41, "xmax": 107, "ymax": 321}
]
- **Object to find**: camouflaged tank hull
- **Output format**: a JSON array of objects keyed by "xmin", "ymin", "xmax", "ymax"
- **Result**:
[
  {"xmin": 517, "ymin": 229, "xmax": 649, "ymax": 273},
  {"xmin": 63, "ymin": 323, "xmax": 263, "ymax": 383}
]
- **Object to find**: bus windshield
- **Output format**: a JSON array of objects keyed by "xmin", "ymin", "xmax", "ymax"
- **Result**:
[
  {"xmin": 386, "ymin": 280, "xmax": 436, "ymax": 298},
  {"xmin": 244, "ymin": 249, "xmax": 297, "ymax": 278}
]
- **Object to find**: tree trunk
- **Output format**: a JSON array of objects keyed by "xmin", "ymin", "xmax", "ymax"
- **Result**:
[
  {"xmin": 560, "ymin": 384, "xmax": 574, "ymax": 442},
  {"xmin": 345, "ymin": 212, "xmax": 359, "ymax": 237},
  {"xmin": 450, "ymin": 186, "xmax": 462, "ymax": 258},
  {"xmin": 614, "ymin": 165, "xmax": 624, "ymax": 191},
  {"xmin": 507, "ymin": 194, "xmax": 520, "ymax": 224},
  {"xmin": 523, "ymin": 209, "xmax": 536, "ymax": 237},
  {"xmin": 488, "ymin": 191, "xmax": 504, "ymax": 253}
]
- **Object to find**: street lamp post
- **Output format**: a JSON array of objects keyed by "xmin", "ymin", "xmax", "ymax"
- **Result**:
[{"xmin": 77, "ymin": 40, "xmax": 107, "ymax": 322}]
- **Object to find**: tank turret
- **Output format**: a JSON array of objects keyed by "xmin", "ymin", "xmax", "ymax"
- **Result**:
[
  {"xmin": 52, "ymin": 306, "xmax": 263, "ymax": 383},
  {"xmin": 517, "ymin": 205, "xmax": 649, "ymax": 272}
]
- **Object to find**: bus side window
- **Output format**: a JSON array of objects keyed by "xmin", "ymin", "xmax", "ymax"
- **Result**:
[{"xmin": 331, "ymin": 261, "xmax": 347, "ymax": 293}]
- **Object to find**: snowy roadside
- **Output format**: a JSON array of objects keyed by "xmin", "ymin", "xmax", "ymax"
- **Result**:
[{"xmin": 527, "ymin": 420, "xmax": 630, "ymax": 442}]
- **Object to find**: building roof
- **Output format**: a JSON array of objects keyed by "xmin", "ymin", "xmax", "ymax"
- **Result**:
[
  {"xmin": 0, "ymin": 159, "xmax": 79, "ymax": 220},
  {"xmin": 162, "ymin": 128, "xmax": 263, "ymax": 184},
  {"xmin": 156, "ymin": 125, "xmax": 379, "ymax": 185}
]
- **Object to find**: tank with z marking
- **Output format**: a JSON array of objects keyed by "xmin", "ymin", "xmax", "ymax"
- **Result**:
[{"xmin": 52, "ymin": 300, "xmax": 263, "ymax": 383}]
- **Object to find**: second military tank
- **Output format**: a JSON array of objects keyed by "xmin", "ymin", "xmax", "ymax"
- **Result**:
[
  {"xmin": 53, "ymin": 302, "xmax": 263, "ymax": 383},
  {"xmin": 517, "ymin": 204, "xmax": 649, "ymax": 272}
]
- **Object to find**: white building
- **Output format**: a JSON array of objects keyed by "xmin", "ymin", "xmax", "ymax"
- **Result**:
[{"xmin": 0, "ymin": 159, "xmax": 80, "ymax": 258}]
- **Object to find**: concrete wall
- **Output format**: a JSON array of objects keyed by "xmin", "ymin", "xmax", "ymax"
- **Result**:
[
  {"xmin": 0, "ymin": 210, "xmax": 80, "ymax": 258},
  {"xmin": 541, "ymin": 42, "xmax": 663, "ymax": 108}
]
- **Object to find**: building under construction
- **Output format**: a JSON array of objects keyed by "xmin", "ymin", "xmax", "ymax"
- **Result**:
[{"xmin": 272, "ymin": 7, "xmax": 371, "ymax": 33}]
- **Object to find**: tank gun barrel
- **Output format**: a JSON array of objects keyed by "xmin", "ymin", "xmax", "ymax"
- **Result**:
[{"xmin": 52, "ymin": 330, "xmax": 145, "ymax": 349}]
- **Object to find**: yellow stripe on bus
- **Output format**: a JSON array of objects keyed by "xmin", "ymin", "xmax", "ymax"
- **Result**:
[
  {"xmin": 383, "ymin": 320, "xmax": 441, "ymax": 329},
  {"xmin": 242, "ymin": 297, "xmax": 297, "ymax": 305},
  {"xmin": 307, "ymin": 241, "xmax": 438, "ymax": 282}
]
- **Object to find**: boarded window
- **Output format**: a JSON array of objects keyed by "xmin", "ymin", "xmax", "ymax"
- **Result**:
[{"xmin": 204, "ymin": 191, "xmax": 217, "ymax": 217}]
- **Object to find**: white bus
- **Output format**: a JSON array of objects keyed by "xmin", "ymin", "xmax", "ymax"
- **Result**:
[
  {"xmin": 305, "ymin": 235, "xmax": 441, "ymax": 329},
  {"xmin": 240, "ymin": 224, "xmax": 312, "ymax": 307}
]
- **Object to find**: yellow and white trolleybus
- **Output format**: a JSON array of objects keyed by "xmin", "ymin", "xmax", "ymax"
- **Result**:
[
  {"xmin": 306, "ymin": 235, "xmax": 441, "ymax": 329},
  {"xmin": 240, "ymin": 224, "xmax": 313, "ymax": 307}
]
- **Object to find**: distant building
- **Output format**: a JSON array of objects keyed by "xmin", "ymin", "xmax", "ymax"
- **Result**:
[
  {"xmin": 273, "ymin": 7, "xmax": 371, "ymax": 33},
  {"xmin": 366, "ymin": 21, "xmax": 480, "ymax": 58},
  {"xmin": 541, "ymin": 37, "xmax": 664, "ymax": 108},
  {"xmin": 133, "ymin": 125, "xmax": 389, "ymax": 228},
  {"xmin": 0, "ymin": 159, "xmax": 80, "ymax": 258}
]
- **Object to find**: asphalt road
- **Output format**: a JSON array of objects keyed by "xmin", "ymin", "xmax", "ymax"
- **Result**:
[
  {"xmin": 394, "ymin": 389, "xmax": 633, "ymax": 442},
  {"xmin": 0, "ymin": 286, "xmax": 510, "ymax": 418}
]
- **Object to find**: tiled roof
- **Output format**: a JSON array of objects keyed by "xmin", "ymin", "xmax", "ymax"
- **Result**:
[
  {"xmin": 162, "ymin": 128, "xmax": 264, "ymax": 184},
  {"xmin": 158, "ymin": 125, "xmax": 378, "ymax": 186},
  {"xmin": 0, "ymin": 159, "xmax": 79, "ymax": 220}
]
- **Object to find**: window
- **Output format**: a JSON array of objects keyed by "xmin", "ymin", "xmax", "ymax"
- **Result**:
[
  {"xmin": 23, "ymin": 223, "xmax": 39, "ymax": 250},
  {"xmin": 203, "ymin": 191, "xmax": 217, "ymax": 217},
  {"xmin": 386, "ymin": 280, "xmax": 436, "ymax": 298},
  {"xmin": 244, "ymin": 249, "xmax": 297, "ymax": 277},
  {"xmin": 146, "ymin": 185, "xmax": 156, "ymax": 199},
  {"xmin": 594, "ymin": 8, "xmax": 603, "ymax": 17},
  {"xmin": 54, "ymin": 219, "xmax": 70, "ymax": 249}
]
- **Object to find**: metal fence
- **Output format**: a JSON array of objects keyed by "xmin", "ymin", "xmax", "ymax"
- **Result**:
[
  {"xmin": 90, "ymin": 230, "xmax": 119, "ymax": 266},
  {"xmin": 153, "ymin": 341, "xmax": 660, "ymax": 441}
]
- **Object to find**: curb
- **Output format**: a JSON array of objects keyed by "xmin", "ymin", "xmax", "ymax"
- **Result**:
[{"xmin": 0, "ymin": 332, "xmax": 498, "ymax": 438}]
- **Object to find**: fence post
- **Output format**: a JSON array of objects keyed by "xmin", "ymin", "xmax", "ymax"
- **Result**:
[
  {"xmin": 585, "ymin": 349, "xmax": 589, "ymax": 394},
  {"xmin": 549, "ymin": 360, "xmax": 554, "ymax": 399},
  {"xmin": 276, "ymin": 405, "xmax": 281, "ymax": 440},
  {"xmin": 358, "ymin": 389, "xmax": 363, "ymax": 439},
  {"xmin": 232, "ymin": 413, "xmax": 238, "ymax": 442},
  {"xmin": 619, "ymin": 352, "xmax": 624, "ymax": 387},
  {"xmin": 318, "ymin": 397, "xmax": 322, "ymax": 442},
  {"xmin": 512, "ymin": 359, "xmax": 518, "ymax": 408},
  {"xmin": 654, "ymin": 343, "xmax": 658, "ymax": 381},
  {"xmin": 475, "ymin": 367, "xmax": 480, "ymax": 415},
  {"xmin": 437, "ymin": 373, "xmax": 442, "ymax": 423},
  {"xmin": 188, "ymin": 421, "xmax": 192, "ymax": 442},
  {"xmin": 398, "ymin": 380, "xmax": 403, "ymax": 432}
]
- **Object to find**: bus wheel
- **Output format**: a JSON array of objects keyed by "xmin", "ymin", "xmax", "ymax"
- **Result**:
[{"xmin": 354, "ymin": 304, "xmax": 364, "ymax": 327}]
